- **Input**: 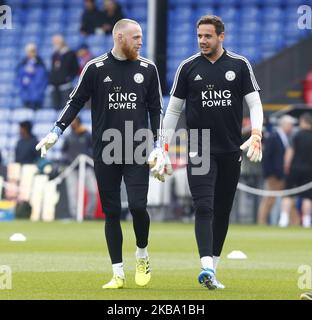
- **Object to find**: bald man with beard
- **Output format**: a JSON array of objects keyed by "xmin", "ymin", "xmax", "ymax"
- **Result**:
[{"xmin": 36, "ymin": 19, "xmax": 163, "ymax": 289}]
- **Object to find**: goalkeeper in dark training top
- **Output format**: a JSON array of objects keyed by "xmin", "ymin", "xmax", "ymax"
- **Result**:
[{"xmin": 36, "ymin": 19, "xmax": 163, "ymax": 289}]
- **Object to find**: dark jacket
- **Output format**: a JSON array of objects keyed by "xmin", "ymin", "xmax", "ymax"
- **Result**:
[
  {"xmin": 80, "ymin": 7, "xmax": 102, "ymax": 34},
  {"xmin": 16, "ymin": 56, "xmax": 48, "ymax": 103},
  {"xmin": 15, "ymin": 135, "xmax": 39, "ymax": 164},
  {"xmin": 62, "ymin": 128, "xmax": 93, "ymax": 164},
  {"xmin": 262, "ymin": 131, "xmax": 286, "ymax": 179},
  {"xmin": 49, "ymin": 49, "xmax": 79, "ymax": 86},
  {"xmin": 99, "ymin": 5, "xmax": 124, "ymax": 34}
]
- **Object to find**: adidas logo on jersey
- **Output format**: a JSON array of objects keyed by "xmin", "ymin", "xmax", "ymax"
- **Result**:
[
  {"xmin": 104, "ymin": 76, "xmax": 112, "ymax": 82},
  {"xmin": 194, "ymin": 74, "xmax": 202, "ymax": 81}
]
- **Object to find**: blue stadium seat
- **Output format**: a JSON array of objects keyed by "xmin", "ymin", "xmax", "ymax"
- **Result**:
[
  {"xmin": 43, "ymin": 23, "xmax": 63, "ymax": 35},
  {"xmin": 0, "ymin": 136, "xmax": 8, "ymax": 150},
  {"xmin": 169, "ymin": 7, "xmax": 193, "ymax": 22},
  {"xmin": 260, "ymin": 33, "xmax": 284, "ymax": 50},
  {"xmin": 25, "ymin": 0, "xmax": 45, "ymax": 6},
  {"xmin": 66, "ymin": 34, "xmax": 84, "ymax": 50},
  {"xmin": 11, "ymin": 108, "xmax": 35, "ymax": 122},
  {"xmin": 128, "ymin": 7, "xmax": 146, "ymax": 21},
  {"xmin": 168, "ymin": 33, "xmax": 194, "ymax": 45},
  {"xmin": 284, "ymin": 6, "xmax": 301, "ymax": 21},
  {"xmin": 262, "ymin": 7, "xmax": 283, "ymax": 21},
  {"xmin": 65, "ymin": 22, "xmax": 81, "ymax": 35},
  {"xmin": 66, "ymin": 0, "xmax": 84, "ymax": 7},
  {"xmin": 285, "ymin": 0, "xmax": 305, "ymax": 5},
  {"xmin": 130, "ymin": 0, "xmax": 147, "ymax": 6},
  {"xmin": 67, "ymin": 7, "xmax": 84, "ymax": 18},
  {"xmin": 47, "ymin": 0, "xmax": 65, "ymax": 8},
  {"xmin": 46, "ymin": 9, "xmax": 64, "ymax": 22},
  {"xmin": 33, "ymin": 123, "xmax": 54, "ymax": 139},
  {"xmin": 240, "ymin": 20, "xmax": 261, "ymax": 33},
  {"xmin": 26, "ymin": 9, "xmax": 43, "ymax": 21},
  {"xmin": 6, "ymin": 0, "xmax": 23, "ymax": 7},
  {"xmin": 194, "ymin": 6, "xmax": 217, "ymax": 18},
  {"xmin": 0, "ymin": 109, "xmax": 11, "ymax": 122},
  {"xmin": 0, "ymin": 97, "xmax": 12, "ymax": 109},
  {"xmin": 240, "ymin": 6, "xmax": 260, "ymax": 22},
  {"xmin": 262, "ymin": 22, "xmax": 283, "ymax": 33},
  {"xmin": 218, "ymin": 7, "xmax": 239, "ymax": 21},
  {"xmin": 80, "ymin": 109, "xmax": 92, "ymax": 124},
  {"xmin": 169, "ymin": 0, "xmax": 193, "ymax": 7},
  {"xmin": 169, "ymin": 21, "xmax": 193, "ymax": 33},
  {"xmin": 34, "ymin": 109, "xmax": 57, "ymax": 123},
  {"xmin": 238, "ymin": 33, "xmax": 260, "ymax": 46},
  {"xmin": 238, "ymin": 47, "xmax": 261, "ymax": 64},
  {"xmin": 261, "ymin": 0, "xmax": 283, "ymax": 5},
  {"xmin": 86, "ymin": 34, "xmax": 106, "ymax": 48}
]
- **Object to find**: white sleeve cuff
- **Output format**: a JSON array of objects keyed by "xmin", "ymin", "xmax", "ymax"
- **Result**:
[
  {"xmin": 244, "ymin": 91, "xmax": 263, "ymax": 131},
  {"xmin": 163, "ymin": 96, "xmax": 185, "ymax": 145}
]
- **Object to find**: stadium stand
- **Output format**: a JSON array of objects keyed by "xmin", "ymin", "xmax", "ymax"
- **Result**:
[
  {"xmin": 0, "ymin": 0, "xmax": 311, "ymax": 165},
  {"xmin": 166, "ymin": 0, "xmax": 312, "ymax": 90}
]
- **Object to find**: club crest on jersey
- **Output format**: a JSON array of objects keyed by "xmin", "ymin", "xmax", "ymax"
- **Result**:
[
  {"xmin": 225, "ymin": 70, "xmax": 236, "ymax": 81},
  {"xmin": 134, "ymin": 73, "xmax": 144, "ymax": 84}
]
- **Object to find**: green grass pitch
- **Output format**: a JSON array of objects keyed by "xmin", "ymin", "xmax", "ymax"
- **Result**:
[{"xmin": 0, "ymin": 221, "xmax": 311, "ymax": 300}]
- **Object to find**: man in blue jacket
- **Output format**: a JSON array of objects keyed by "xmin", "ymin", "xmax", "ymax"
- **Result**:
[{"xmin": 16, "ymin": 43, "xmax": 48, "ymax": 110}]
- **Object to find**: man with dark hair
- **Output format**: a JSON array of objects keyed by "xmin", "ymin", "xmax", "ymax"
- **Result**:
[
  {"xmin": 150, "ymin": 15, "xmax": 263, "ymax": 289},
  {"xmin": 279, "ymin": 112, "xmax": 312, "ymax": 228},
  {"xmin": 36, "ymin": 19, "xmax": 163, "ymax": 289},
  {"xmin": 80, "ymin": 0, "xmax": 102, "ymax": 35},
  {"xmin": 15, "ymin": 121, "xmax": 39, "ymax": 164},
  {"xmin": 62, "ymin": 117, "xmax": 97, "ymax": 219},
  {"xmin": 99, "ymin": 0, "xmax": 124, "ymax": 34}
]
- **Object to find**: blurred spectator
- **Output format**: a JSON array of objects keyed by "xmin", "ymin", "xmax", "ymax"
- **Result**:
[
  {"xmin": 257, "ymin": 115, "xmax": 295, "ymax": 224},
  {"xmin": 15, "ymin": 121, "xmax": 39, "ymax": 164},
  {"xmin": 77, "ymin": 44, "xmax": 93, "ymax": 74},
  {"xmin": 16, "ymin": 43, "xmax": 48, "ymax": 110},
  {"xmin": 99, "ymin": 0, "xmax": 124, "ymax": 34},
  {"xmin": 279, "ymin": 113, "xmax": 312, "ymax": 228},
  {"xmin": 80, "ymin": 0, "xmax": 102, "ymax": 35},
  {"xmin": 49, "ymin": 35, "xmax": 79, "ymax": 110},
  {"xmin": 62, "ymin": 117, "xmax": 97, "ymax": 219},
  {"xmin": 303, "ymin": 71, "xmax": 312, "ymax": 108}
]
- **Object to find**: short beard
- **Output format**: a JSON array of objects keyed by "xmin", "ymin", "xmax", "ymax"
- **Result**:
[{"xmin": 121, "ymin": 42, "xmax": 138, "ymax": 61}]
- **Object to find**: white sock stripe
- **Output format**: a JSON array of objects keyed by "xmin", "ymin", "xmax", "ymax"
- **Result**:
[
  {"xmin": 226, "ymin": 51, "xmax": 260, "ymax": 91},
  {"xmin": 170, "ymin": 53, "xmax": 201, "ymax": 96},
  {"xmin": 57, "ymin": 54, "xmax": 108, "ymax": 122}
]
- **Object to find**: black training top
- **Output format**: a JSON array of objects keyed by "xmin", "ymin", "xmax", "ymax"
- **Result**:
[
  {"xmin": 290, "ymin": 129, "xmax": 312, "ymax": 174},
  {"xmin": 170, "ymin": 49, "xmax": 260, "ymax": 153},
  {"xmin": 56, "ymin": 51, "xmax": 163, "ymax": 161}
]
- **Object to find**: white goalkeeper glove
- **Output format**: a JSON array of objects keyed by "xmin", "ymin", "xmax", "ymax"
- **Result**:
[
  {"xmin": 240, "ymin": 129, "xmax": 262, "ymax": 162},
  {"xmin": 148, "ymin": 143, "xmax": 173, "ymax": 182},
  {"xmin": 35, "ymin": 126, "xmax": 62, "ymax": 158}
]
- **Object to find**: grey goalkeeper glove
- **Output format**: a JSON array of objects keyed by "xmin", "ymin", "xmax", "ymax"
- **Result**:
[{"xmin": 35, "ymin": 126, "xmax": 62, "ymax": 158}]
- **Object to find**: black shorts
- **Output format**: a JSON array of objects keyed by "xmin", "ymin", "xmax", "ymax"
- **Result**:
[
  {"xmin": 187, "ymin": 151, "xmax": 241, "ymax": 212},
  {"xmin": 286, "ymin": 169, "xmax": 312, "ymax": 199},
  {"xmin": 93, "ymin": 162, "xmax": 149, "ymax": 215}
]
